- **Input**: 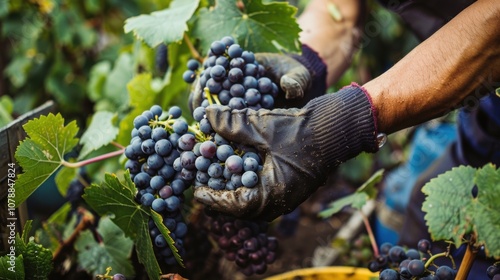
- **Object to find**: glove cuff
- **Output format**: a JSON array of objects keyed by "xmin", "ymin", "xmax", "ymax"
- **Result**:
[
  {"xmin": 307, "ymin": 83, "xmax": 379, "ymax": 168},
  {"xmin": 290, "ymin": 44, "xmax": 328, "ymax": 95}
]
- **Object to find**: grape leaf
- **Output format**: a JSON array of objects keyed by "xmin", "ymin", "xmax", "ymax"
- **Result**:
[
  {"xmin": 23, "ymin": 239, "xmax": 53, "ymax": 280},
  {"xmin": 473, "ymin": 164, "xmax": 500, "ymax": 258},
  {"xmin": 193, "ymin": 0, "xmax": 301, "ymax": 54},
  {"xmin": 116, "ymin": 73, "xmax": 161, "ymax": 145},
  {"xmin": 14, "ymin": 113, "xmax": 79, "ymax": 207},
  {"xmin": 54, "ymin": 166, "xmax": 77, "ymax": 197},
  {"xmin": 0, "ymin": 255, "xmax": 25, "ymax": 280},
  {"xmin": 319, "ymin": 169, "xmax": 384, "ymax": 218},
  {"xmin": 78, "ymin": 111, "xmax": 119, "ymax": 160},
  {"xmin": 422, "ymin": 165, "xmax": 476, "ymax": 248},
  {"xmin": 150, "ymin": 210, "xmax": 184, "ymax": 267},
  {"xmin": 87, "ymin": 61, "xmax": 111, "ymax": 102},
  {"xmin": 83, "ymin": 172, "xmax": 162, "ymax": 279},
  {"xmin": 75, "ymin": 217, "xmax": 134, "ymax": 277},
  {"xmin": 124, "ymin": 0, "xmax": 200, "ymax": 48},
  {"xmin": 103, "ymin": 53, "xmax": 134, "ymax": 109}
]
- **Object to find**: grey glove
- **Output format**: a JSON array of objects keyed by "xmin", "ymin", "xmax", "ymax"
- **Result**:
[{"xmin": 193, "ymin": 84, "xmax": 380, "ymax": 221}]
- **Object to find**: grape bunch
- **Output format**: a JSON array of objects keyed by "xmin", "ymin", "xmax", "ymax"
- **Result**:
[
  {"xmin": 368, "ymin": 239, "xmax": 458, "ymax": 280},
  {"xmin": 208, "ymin": 213, "xmax": 278, "ymax": 276},
  {"xmin": 124, "ymin": 105, "xmax": 194, "ymax": 266},
  {"xmin": 183, "ymin": 35, "xmax": 279, "ymax": 110}
]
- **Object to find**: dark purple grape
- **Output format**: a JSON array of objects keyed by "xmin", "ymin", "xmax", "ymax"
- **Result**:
[
  {"xmin": 408, "ymin": 259, "xmax": 425, "ymax": 276},
  {"xmin": 379, "ymin": 269, "xmax": 399, "ymax": 280},
  {"xmin": 435, "ymin": 266, "xmax": 455, "ymax": 280},
  {"xmin": 418, "ymin": 239, "xmax": 432, "ymax": 253},
  {"xmin": 112, "ymin": 273, "xmax": 126, "ymax": 280}
]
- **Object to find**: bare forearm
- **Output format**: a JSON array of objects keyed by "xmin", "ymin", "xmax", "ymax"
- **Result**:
[
  {"xmin": 364, "ymin": 0, "xmax": 500, "ymax": 134},
  {"xmin": 298, "ymin": 0, "xmax": 364, "ymax": 86}
]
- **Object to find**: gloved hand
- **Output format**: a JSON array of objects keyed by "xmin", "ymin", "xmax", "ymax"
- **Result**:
[
  {"xmin": 193, "ymin": 83, "xmax": 381, "ymax": 221},
  {"xmin": 254, "ymin": 44, "xmax": 327, "ymax": 108},
  {"xmin": 188, "ymin": 45, "xmax": 327, "ymax": 112}
]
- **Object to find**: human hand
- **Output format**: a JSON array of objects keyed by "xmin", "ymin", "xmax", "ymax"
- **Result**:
[
  {"xmin": 193, "ymin": 84, "xmax": 380, "ymax": 221},
  {"xmin": 254, "ymin": 44, "xmax": 327, "ymax": 108}
]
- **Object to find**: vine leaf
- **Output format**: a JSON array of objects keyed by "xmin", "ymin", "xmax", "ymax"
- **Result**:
[
  {"xmin": 78, "ymin": 111, "xmax": 119, "ymax": 160},
  {"xmin": 473, "ymin": 164, "xmax": 500, "ymax": 258},
  {"xmin": 83, "ymin": 172, "xmax": 162, "ymax": 279},
  {"xmin": 150, "ymin": 210, "xmax": 185, "ymax": 267},
  {"xmin": 193, "ymin": 0, "xmax": 301, "ymax": 54},
  {"xmin": 74, "ymin": 217, "xmax": 135, "ymax": 278},
  {"xmin": 0, "ymin": 255, "xmax": 25, "ymax": 280},
  {"xmin": 124, "ymin": 0, "xmax": 200, "ymax": 48},
  {"xmin": 319, "ymin": 169, "xmax": 384, "ymax": 218},
  {"xmin": 116, "ymin": 73, "xmax": 161, "ymax": 145},
  {"xmin": 14, "ymin": 113, "xmax": 79, "ymax": 207},
  {"xmin": 422, "ymin": 165, "xmax": 476, "ymax": 248}
]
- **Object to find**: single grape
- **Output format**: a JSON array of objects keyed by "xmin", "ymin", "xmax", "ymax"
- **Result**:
[
  {"xmin": 172, "ymin": 119, "xmax": 188, "ymax": 134},
  {"xmin": 165, "ymin": 196, "xmax": 181, "ymax": 211},
  {"xmin": 406, "ymin": 248, "xmax": 421, "ymax": 260},
  {"xmin": 178, "ymin": 134, "xmax": 196, "ymax": 151},
  {"xmin": 408, "ymin": 259, "xmax": 425, "ymax": 276},
  {"xmin": 142, "ymin": 110, "xmax": 154, "ymax": 120},
  {"xmin": 210, "ymin": 40, "xmax": 226, "ymax": 55},
  {"xmin": 133, "ymin": 115, "xmax": 149, "ymax": 129},
  {"xmin": 150, "ymin": 104, "xmax": 163, "ymax": 118},
  {"xmin": 152, "ymin": 198, "xmax": 166, "ymax": 212},
  {"xmin": 159, "ymin": 185, "xmax": 173, "ymax": 199},
  {"xmin": 435, "ymin": 266, "xmax": 455, "ymax": 280},
  {"xmin": 154, "ymin": 139, "xmax": 173, "ymax": 156},
  {"xmin": 228, "ymin": 68, "xmax": 244, "ymax": 83},
  {"xmin": 228, "ymin": 44, "xmax": 243, "ymax": 58},
  {"xmin": 151, "ymin": 127, "xmax": 168, "ymax": 141},
  {"xmin": 200, "ymin": 141, "xmax": 217, "ymax": 159},
  {"xmin": 487, "ymin": 264, "xmax": 500, "ymax": 278},
  {"xmin": 170, "ymin": 179, "xmax": 185, "ymax": 195},
  {"xmin": 257, "ymin": 77, "xmax": 273, "ymax": 94},
  {"xmin": 133, "ymin": 172, "xmax": 150, "ymax": 189},
  {"xmin": 140, "ymin": 193, "xmax": 155, "ymax": 207},
  {"xmin": 150, "ymin": 175, "xmax": 165, "ymax": 190},
  {"xmin": 379, "ymin": 268, "xmax": 399, "ymax": 280},
  {"xmin": 138, "ymin": 125, "xmax": 152, "ymax": 140},
  {"xmin": 261, "ymin": 94, "xmax": 274, "ymax": 109},
  {"xmin": 147, "ymin": 153, "xmax": 164, "ymax": 170},
  {"xmin": 418, "ymin": 239, "xmax": 432, "ymax": 253},
  {"xmin": 221, "ymin": 36, "xmax": 235, "ymax": 47},
  {"xmin": 241, "ymin": 171, "xmax": 258, "ymax": 188},
  {"xmin": 241, "ymin": 50, "xmax": 255, "ymax": 63},
  {"xmin": 112, "ymin": 273, "xmax": 127, "ymax": 280},
  {"xmin": 141, "ymin": 139, "xmax": 155, "ymax": 155},
  {"xmin": 193, "ymin": 106, "xmax": 206, "ymax": 122},
  {"xmin": 210, "ymin": 65, "xmax": 226, "ymax": 81},
  {"xmin": 208, "ymin": 177, "xmax": 226, "ymax": 190},
  {"xmin": 230, "ymin": 83, "xmax": 246, "ymax": 98},
  {"xmin": 216, "ymin": 144, "xmax": 235, "ymax": 161},
  {"xmin": 187, "ymin": 59, "xmax": 200, "ymax": 71},
  {"xmin": 388, "ymin": 245, "xmax": 407, "ymax": 263},
  {"xmin": 225, "ymin": 155, "xmax": 244, "ymax": 174},
  {"xmin": 155, "ymin": 234, "xmax": 167, "ymax": 248},
  {"xmin": 183, "ymin": 70, "xmax": 196, "ymax": 83}
]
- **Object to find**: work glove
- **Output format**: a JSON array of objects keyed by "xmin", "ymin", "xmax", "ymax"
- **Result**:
[
  {"xmin": 193, "ymin": 83, "xmax": 382, "ymax": 222},
  {"xmin": 189, "ymin": 45, "xmax": 327, "ymax": 111}
]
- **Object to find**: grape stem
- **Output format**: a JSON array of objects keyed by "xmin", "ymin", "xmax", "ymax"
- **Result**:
[
  {"xmin": 183, "ymin": 33, "xmax": 202, "ymax": 62},
  {"xmin": 359, "ymin": 210, "xmax": 379, "ymax": 257},
  {"xmin": 424, "ymin": 251, "xmax": 448, "ymax": 269},
  {"xmin": 52, "ymin": 208, "xmax": 95, "ymax": 262},
  {"xmin": 62, "ymin": 149, "xmax": 125, "ymax": 168}
]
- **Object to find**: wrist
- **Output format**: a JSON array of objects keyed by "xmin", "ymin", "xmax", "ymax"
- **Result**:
[
  {"xmin": 306, "ymin": 83, "xmax": 380, "ymax": 168},
  {"xmin": 290, "ymin": 44, "xmax": 328, "ymax": 96}
]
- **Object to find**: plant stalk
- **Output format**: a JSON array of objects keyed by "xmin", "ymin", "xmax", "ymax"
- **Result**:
[
  {"xmin": 455, "ymin": 243, "xmax": 477, "ymax": 280},
  {"xmin": 359, "ymin": 210, "xmax": 379, "ymax": 257}
]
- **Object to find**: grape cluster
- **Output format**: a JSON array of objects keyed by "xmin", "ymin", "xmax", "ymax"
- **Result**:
[
  {"xmin": 183, "ymin": 35, "xmax": 279, "ymax": 110},
  {"xmin": 208, "ymin": 214, "xmax": 278, "ymax": 276},
  {"xmin": 124, "ymin": 105, "xmax": 194, "ymax": 266},
  {"xmin": 191, "ymin": 128, "xmax": 263, "ymax": 190},
  {"xmin": 368, "ymin": 239, "xmax": 457, "ymax": 280}
]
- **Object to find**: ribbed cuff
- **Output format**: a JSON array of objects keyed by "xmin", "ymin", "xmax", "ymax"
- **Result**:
[
  {"xmin": 306, "ymin": 83, "xmax": 379, "ymax": 167},
  {"xmin": 290, "ymin": 44, "xmax": 328, "ymax": 95}
]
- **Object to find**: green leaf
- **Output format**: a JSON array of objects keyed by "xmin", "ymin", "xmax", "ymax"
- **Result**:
[
  {"xmin": 422, "ymin": 165, "xmax": 476, "ymax": 247},
  {"xmin": 75, "ymin": 217, "xmax": 134, "ymax": 277},
  {"xmin": 0, "ymin": 0, "xmax": 9, "ymax": 18},
  {"xmin": 83, "ymin": 172, "xmax": 162, "ymax": 279},
  {"xmin": 150, "ymin": 210, "xmax": 184, "ymax": 267},
  {"xmin": 318, "ymin": 169, "xmax": 383, "ymax": 218},
  {"xmin": 14, "ymin": 113, "xmax": 79, "ymax": 207},
  {"xmin": 23, "ymin": 238, "xmax": 53, "ymax": 279},
  {"xmin": 116, "ymin": 73, "xmax": 160, "ymax": 145},
  {"xmin": 473, "ymin": 164, "xmax": 500, "ymax": 258},
  {"xmin": 78, "ymin": 111, "xmax": 119, "ymax": 160},
  {"xmin": 0, "ymin": 95, "xmax": 14, "ymax": 127},
  {"xmin": 193, "ymin": 0, "xmax": 301, "ymax": 54},
  {"xmin": 87, "ymin": 61, "xmax": 111, "ymax": 102},
  {"xmin": 54, "ymin": 166, "xmax": 78, "ymax": 198},
  {"xmin": 0, "ymin": 255, "xmax": 25, "ymax": 280},
  {"xmin": 103, "ymin": 53, "xmax": 134, "ymax": 109},
  {"xmin": 21, "ymin": 220, "xmax": 33, "ymax": 245},
  {"xmin": 357, "ymin": 169, "xmax": 384, "ymax": 200},
  {"xmin": 124, "ymin": 0, "xmax": 200, "ymax": 47},
  {"xmin": 319, "ymin": 193, "xmax": 369, "ymax": 218}
]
